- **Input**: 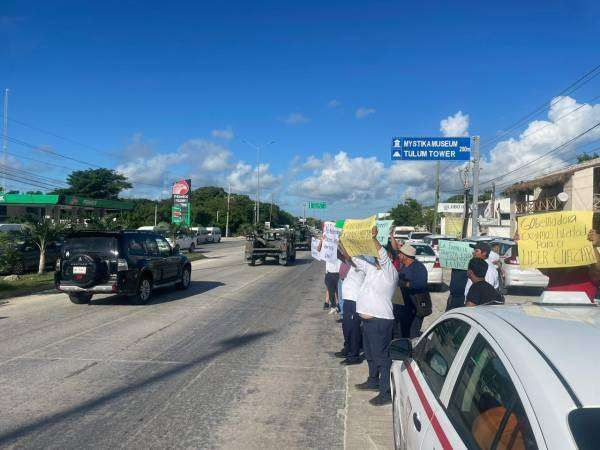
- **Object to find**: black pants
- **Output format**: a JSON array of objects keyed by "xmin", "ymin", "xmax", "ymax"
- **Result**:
[
  {"xmin": 393, "ymin": 303, "xmax": 417, "ymax": 338},
  {"xmin": 362, "ymin": 317, "xmax": 394, "ymax": 396},
  {"xmin": 446, "ymin": 294, "xmax": 465, "ymax": 311},
  {"xmin": 342, "ymin": 300, "xmax": 361, "ymax": 358},
  {"xmin": 324, "ymin": 272, "xmax": 339, "ymax": 307}
]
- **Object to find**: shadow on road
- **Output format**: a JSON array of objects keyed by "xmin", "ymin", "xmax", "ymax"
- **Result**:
[
  {"xmin": 90, "ymin": 281, "xmax": 226, "ymax": 306},
  {"xmin": 0, "ymin": 330, "xmax": 275, "ymax": 446}
]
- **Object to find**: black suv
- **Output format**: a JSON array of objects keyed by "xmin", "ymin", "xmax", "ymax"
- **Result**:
[{"xmin": 55, "ymin": 231, "xmax": 192, "ymax": 305}]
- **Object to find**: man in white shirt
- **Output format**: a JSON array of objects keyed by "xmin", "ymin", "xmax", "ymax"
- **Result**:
[
  {"xmin": 464, "ymin": 242, "xmax": 499, "ymax": 297},
  {"xmin": 353, "ymin": 226, "xmax": 398, "ymax": 406}
]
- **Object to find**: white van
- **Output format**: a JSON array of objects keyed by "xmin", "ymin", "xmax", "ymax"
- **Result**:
[
  {"xmin": 205, "ymin": 227, "xmax": 222, "ymax": 243},
  {"xmin": 190, "ymin": 226, "xmax": 209, "ymax": 245},
  {"xmin": 0, "ymin": 223, "xmax": 25, "ymax": 233},
  {"xmin": 137, "ymin": 226, "xmax": 196, "ymax": 252}
]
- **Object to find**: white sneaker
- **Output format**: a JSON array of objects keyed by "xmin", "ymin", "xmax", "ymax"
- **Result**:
[{"xmin": 328, "ymin": 308, "xmax": 337, "ymax": 315}]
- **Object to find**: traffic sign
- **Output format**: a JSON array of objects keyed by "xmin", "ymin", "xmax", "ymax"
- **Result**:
[
  {"xmin": 391, "ymin": 137, "xmax": 471, "ymax": 161},
  {"xmin": 308, "ymin": 201, "xmax": 327, "ymax": 209}
]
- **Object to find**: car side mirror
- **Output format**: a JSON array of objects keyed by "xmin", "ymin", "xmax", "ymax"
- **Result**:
[{"xmin": 390, "ymin": 338, "xmax": 412, "ymax": 360}]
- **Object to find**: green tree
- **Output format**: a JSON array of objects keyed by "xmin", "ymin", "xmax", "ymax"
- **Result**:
[
  {"xmin": 24, "ymin": 219, "xmax": 63, "ymax": 274},
  {"xmin": 577, "ymin": 152, "xmax": 600, "ymax": 163},
  {"xmin": 0, "ymin": 233, "xmax": 19, "ymax": 274},
  {"xmin": 54, "ymin": 168, "xmax": 132, "ymax": 199},
  {"xmin": 389, "ymin": 198, "xmax": 424, "ymax": 226}
]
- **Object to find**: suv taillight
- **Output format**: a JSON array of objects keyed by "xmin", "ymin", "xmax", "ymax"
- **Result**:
[
  {"xmin": 504, "ymin": 256, "xmax": 518, "ymax": 265},
  {"xmin": 117, "ymin": 258, "xmax": 129, "ymax": 271},
  {"xmin": 433, "ymin": 259, "xmax": 441, "ymax": 269}
]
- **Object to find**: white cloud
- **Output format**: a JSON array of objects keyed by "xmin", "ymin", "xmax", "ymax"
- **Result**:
[
  {"xmin": 327, "ymin": 99, "xmax": 341, "ymax": 108},
  {"xmin": 355, "ymin": 107, "xmax": 376, "ymax": 119},
  {"xmin": 282, "ymin": 112, "xmax": 310, "ymax": 125},
  {"xmin": 227, "ymin": 161, "xmax": 281, "ymax": 194},
  {"xmin": 211, "ymin": 126, "xmax": 234, "ymax": 140},
  {"xmin": 179, "ymin": 139, "xmax": 232, "ymax": 172},
  {"xmin": 291, "ymin": 151, "xmax": 389, "ymax": 202},
  {"xmin": 440, "ymin": 111, "xmax": 470, "ymax": 137},
  {"xmin": 303, "ymin": 155, "xmax": 324, "ymax": 170},
  {"xmin": 486, "ymin": 96, "xmax": 600, "ymax": 181}
]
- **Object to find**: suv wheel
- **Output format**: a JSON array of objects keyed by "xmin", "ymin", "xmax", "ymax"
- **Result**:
[
  {"xmin": 68, "ymin": 293, "xmax": 92, "ymax": 304},
  {"xmin": 131, "ymin": 276, "xmax": 152, "ymax": 305},
  {"xmin": 177, "ymin": 266, "xmax": 191, "ymax": 290}
]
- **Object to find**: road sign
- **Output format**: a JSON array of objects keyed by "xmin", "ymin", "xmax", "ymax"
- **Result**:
[
  {"xmin": 391, "ymin": 137, "xmax": 471, "ymax": 161},
  {"xmin": 308, "ymin": 201, "xmax": 327, "ymax": 209}
]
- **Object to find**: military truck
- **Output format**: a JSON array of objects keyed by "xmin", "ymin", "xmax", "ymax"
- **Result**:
[
  {"xmin": 294, "ymin": 223, "xmax": 311, "ymax": 250},
  {"xmin": 244, "ymin": 227, "xmax": 297, "ymax": 266}
]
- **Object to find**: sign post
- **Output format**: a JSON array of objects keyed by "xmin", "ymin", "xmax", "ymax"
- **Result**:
[{"xmin": 171, "ymin": 179, "xmax": 191, "ymax": 226}]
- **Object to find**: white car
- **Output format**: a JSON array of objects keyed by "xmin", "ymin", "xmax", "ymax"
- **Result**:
[
  {"xmin": 190, "ymin": 226, "xmax": 210, "ymax": 245},
  {"xmin": 410, "ymin": 243, "xmax": 443, "ymax": 286},
  {"xmin": 390, "ymin": 295, "xmax": 599, "ymax": 449},
  {"xmin": 423, "ymin": 234, "xmax": 456, "ymax": 256},
  {"xmin": 501, "ymin": 244, "xmax": 549, "ymax": 291},
  {"xmin": 167, "ymin": 233, "xmax": 196, "ymax": 252},
  {"xmin": 206, "ymin": 227, "xmax": 222, "ymax": 243},
  {"xmin": 408, "ymin": 231, "xmax": 431, "ymax": 242}
]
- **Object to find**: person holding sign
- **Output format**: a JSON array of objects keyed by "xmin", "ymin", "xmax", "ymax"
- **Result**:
[{"xmin": 353, "ymin": 226, "xmax": 398, "ymax": 406}]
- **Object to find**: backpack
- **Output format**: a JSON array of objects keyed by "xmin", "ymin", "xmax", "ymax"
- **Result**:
[{"xmin": 411, "ymin": 292, "xmax": 433, "ymax": 318}]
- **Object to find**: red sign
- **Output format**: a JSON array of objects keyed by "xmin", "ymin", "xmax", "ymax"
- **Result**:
[{"xmin": 172, "ymin": 179, "xmax": 190, "ymax": 196}]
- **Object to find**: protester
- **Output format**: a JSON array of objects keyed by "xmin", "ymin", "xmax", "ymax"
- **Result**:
[
  {"xmin": 518, "ymin": 229, "xmax": 600, "ymax": 301},
  {"xmin": 318, "ymin": 237, "xmax": 341, "ymax": 312},
  {"xmin": 464, "ymin": 242, "xmax": 499, "ymax": 297},
  {"xmin": 465, "ymin": 258, "xmax": 503, "ymax": 306},
  {"xmin": 446, "ymin": 268, "xmax": 468, "ymax": 310},
  {"xmin": 489, "ymin": 243, "xmax": 501, "ymax": 268},
  {"xmin": 337, "ymin": 244, "xmax": 366, "ymax": 365},
  {"xmin": 396, "ymin": 242, "xmax": 429, "ymax": 338},
  {"xmin": 353, "ymin": 226, "xmax": 398, "ymax": 406}
]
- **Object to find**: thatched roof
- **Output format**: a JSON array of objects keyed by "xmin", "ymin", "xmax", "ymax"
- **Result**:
[{"xmin": 503, "ymin": 157, "xmax": 600, "ymax": 194}]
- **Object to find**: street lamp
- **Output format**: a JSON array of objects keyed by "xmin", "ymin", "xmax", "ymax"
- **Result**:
[{"xmin": 242, "ymin": 139, "xmax": 276, "ymax": 225}]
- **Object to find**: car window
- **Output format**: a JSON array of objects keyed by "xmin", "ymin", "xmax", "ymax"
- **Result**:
[
  {"xmin": 144, "ymin": 237, "xmax": 159, "ymax": 256},
  {"xmin": 128, "ymin": 236, "xmax": 146, "ymax": 256},
  {"xmin": 414, "ymin": 245, "xmax": 436, "ymax": 256},
  {"xmin": 414, "ymin": 318, "xmax": 470, "ymax": 397},
  {"xmin": 447, "ymin": 334, "xmax": 537, "ymax": 450},
  {"xmin": 155, "ymin": 237, "xmax": 172, "ymax": 257}
]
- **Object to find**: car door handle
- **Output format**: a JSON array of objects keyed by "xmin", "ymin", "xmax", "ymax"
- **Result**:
[{"xmin": 413, "ymin": 412, "xmax": 422, "ymax": 432}]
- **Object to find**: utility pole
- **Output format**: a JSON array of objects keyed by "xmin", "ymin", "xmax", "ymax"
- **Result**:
[
  {"xmin": 154, "ymin": 202, "xmax": 158, "ymax": 227},
  {"xmin": 491, "ymin": 181, "xmax": 496, "ymax": 223},
  {"xmin": 303, "ymin": 202, "xmax": 306, "ymax": 222},
  {"xmin": 242, "ymin": 140, "xmax": 275, "ymax": 226},
  {"xmin": 2, "ymin": 89, "xmax": 8, "ymax": 193},
  {"xmin": 269, "ymin": 193, "xmax": 273, "ymax": 223},
  {"xmin": 225, "ymin": 182, "xmax": 231, "ymax": 237},
  {"xmin": 459, "ymin": 166, "xmax": 471, "ymax": 239},
  {"xmin": 216, "ymin": 210, "xmax": 219, "ymax": 224},
  {"xmin": 432, "ymin": 161, "xmax": 440, "ymax": 233},
  {"xmin": 471, "ymin": 136, "xmax": 480, "ymax": 237}
]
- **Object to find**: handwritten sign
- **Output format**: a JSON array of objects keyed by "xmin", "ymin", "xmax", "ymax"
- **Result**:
[
  {"xmin": 340, "ymin": 216, "xmax": 378, "ymax": 257},
  {"xmin": 517, "ymin": 211, "xmax": 595, "ymax": 268},
  {"xmin": 376, "ymin": 220, "xmax": 394, "ymax": 246},
  {"xmin": 322, "ymin": 221, "xmax": 342, "ymax": 263},
  {"xmin": 311, "ymin": 237, "xmax": 323, "ymax": 261},
  {"xmin": 439, "ymin": 240, "xmax": 473, "ymax": 270}
]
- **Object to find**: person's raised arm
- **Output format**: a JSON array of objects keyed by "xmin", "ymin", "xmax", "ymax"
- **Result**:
[
  {"xmin": 389, "ymin": 226, "xmax": 400, "ymax": 252},
  {"xmin": 587, "ymin": 229, "xmax": 600, "ymax": 282}
]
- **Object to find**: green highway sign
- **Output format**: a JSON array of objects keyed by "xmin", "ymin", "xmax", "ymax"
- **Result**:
[{"xmin": 308, "ymin": 201, "xmax": 327, "ymax": 209}]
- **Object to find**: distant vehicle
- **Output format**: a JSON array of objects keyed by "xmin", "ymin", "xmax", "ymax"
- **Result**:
[
  {"xmin": 408, "ymin": 231, "xmax": 431, "ymax": 242},
  {"xmin": 409, "ymin": 243, "xmax": 442, "ymax": 287},
  {"xmin": 0, "ymin": 223, "xmax": 25, "ymax": 233},
  {"xmin": 190, "ymin": 226, "xmax": 209, "ymax": 245},
  {"xmin": 390, "ymin": 295, "xmax": 598, "ymax": 450},
  {"xmin": 501, "ymin": 243, "xmax": 549, "ymax": 291},
  {"xmin": 244, "ymin": 227, "xmax": 296, "ymax": 266},
  {"xmin": 0, "ymin": 237, "xmax": 62, "ymax": 275},
  {"xmin": 137, "ymin": 226, "xmax": 196, "ymax": 252},
  {"xmin": 294, "ymin": 224, "xmax": 311, "ymax": 250},
  {"xmin": 206, "ymin": 227, "xmax": 222, "ymax": 243},
  {"xmin": 394, "ymin": 226, "xmax": 415, "ymax": 241},
  {"xmin": 422, "ymin": 234, "xmax": 455, "ymax": 255},
  {"xmin": 55, "ymin": 230, "xmax": 191, "ymax": 305}
]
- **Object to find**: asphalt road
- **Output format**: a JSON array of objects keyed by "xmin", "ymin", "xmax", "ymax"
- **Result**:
[{"xmin": 0, "ymin": 241, "xmax": 345, "ymax": 449}]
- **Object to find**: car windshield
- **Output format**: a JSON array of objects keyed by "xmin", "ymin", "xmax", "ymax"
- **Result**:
[
  {"xmin": 411, "ymin": 232, "xmax": 430, "ymax": 240},
  {"xmin": 413, "ymin": 245, "xmax": 435, "ymax": 256},
  {"xmin": 63, "ymin": 237, "xmax": 118, "ymax": 257}
]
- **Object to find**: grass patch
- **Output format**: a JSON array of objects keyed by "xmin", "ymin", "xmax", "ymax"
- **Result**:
[
  {"xmin": 0, "ymin": 272, "xmax": 55, "ymax": 300},
  {"xmin": 186, "ymin": 252, "xmax": 208, "ymax": 262}
]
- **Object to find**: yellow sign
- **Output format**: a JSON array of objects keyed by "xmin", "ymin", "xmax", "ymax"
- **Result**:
[
  {"xmin": 340, "ymin": 216, "xmax": 378, "ymax": 257},
  {"xmin": 517, "ymin": 211, "xmax": 595, "ymax": 268},
  {"xmin": 444, "ymin": 216, "xmax": 463, "ymax": 238}
]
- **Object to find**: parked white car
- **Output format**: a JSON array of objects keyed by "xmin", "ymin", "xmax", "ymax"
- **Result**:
[
  {"xmin": 137, "ymin": 226, "xmax": 196, "ymax": 252},
  {"xmin": 394, "ymin": 226, "xmax": 415, "ymax": 242},
  {"xmin": 501, "ymin": 243, "xmax": 549, "ymax": 291},
  {"xmin": 206, "ymin": 227, "xmax": 222, "ymax": 243},
  {"xmin": 410, "ymin": 243, "xmax": 443, "ymax": 286},
  {"xmin": 190, "ymin": 226, "xmax": 209, "ymax": 245},
  {"xmin": 390, "ymin": 295, "xmax": 599, "ymax": 449},
  {"xmin": 423, "ymin": 234, "xmax": 456, "ymax": 256},
  {"xmin": 408, "ymin": 231, "xmax": 431, "ymax": 242}
]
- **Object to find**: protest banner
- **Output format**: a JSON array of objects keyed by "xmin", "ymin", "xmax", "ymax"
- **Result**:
[
  {"xmin": 376, "ymin": 220, "xmax": 394, "ymax": 245},
  {"xmin": 438, "ymin": 240, "xmax": 472, "ymax": 270},
  {"xmin": 322, "ymin": 221, "xmax": 342, "ymax": 262},
  {"xmin": 311, "ymin": 237, "xmax": 322, "ymax": 261},
  {"xmin": 340, "ymin": 216, "xmax": 378, "ymax": 257},
  {"xmin": 517, "ymin": 211, "xmax": 595, "ymax": 269}
]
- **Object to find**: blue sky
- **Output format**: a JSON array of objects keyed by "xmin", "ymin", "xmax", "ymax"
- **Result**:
[{"xmin": 2, "ymin": 0, "xmax": 600, "ymax": 219}]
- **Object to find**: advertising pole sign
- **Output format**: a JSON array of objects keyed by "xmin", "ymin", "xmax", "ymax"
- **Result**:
[
  {"xmin": 171, "ymin": 179, "xmax": 192, "ymax": 226},
  {"xmin": 391, "ymin": 137, "xmax": 471, "ymax": 161}
]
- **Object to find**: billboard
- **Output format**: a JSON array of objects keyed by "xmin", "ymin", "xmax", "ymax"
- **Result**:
[
  {"xmin": 172, "ymin": 179, "xmax": 191, "ymax": 226},
  {"xmin": 391, "ymin": 137, "xmax": 471, "ymax": 161}
]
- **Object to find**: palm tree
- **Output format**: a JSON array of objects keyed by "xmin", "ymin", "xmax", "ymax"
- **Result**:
[{"xmin": 25, "ymin": 219, "xmax": 63, "ymax": 274}]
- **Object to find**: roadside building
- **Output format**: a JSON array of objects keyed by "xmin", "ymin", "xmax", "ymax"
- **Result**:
[
  {"xmin": 438, "ymin": 198, "xmax": 511, "ymax": 238},
  {"xmin": 504, "ymin": 157, "xmax": 600, "ymax": 234},
  {"xmin": 0, "ymin": 193, "xmax": 134, "ymax": 223}
]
